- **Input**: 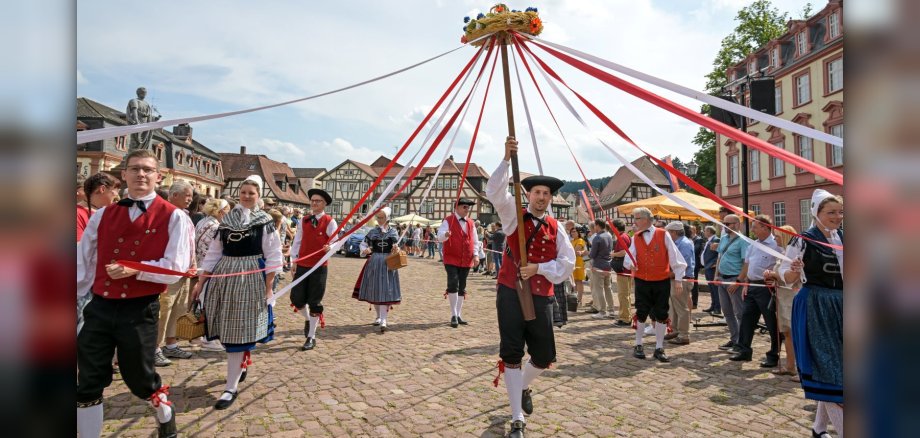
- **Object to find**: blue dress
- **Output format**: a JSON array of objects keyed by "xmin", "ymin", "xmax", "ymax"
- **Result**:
[{"xmin": 353, "ymin": 226, "xmax": 402, "ymax": 305}]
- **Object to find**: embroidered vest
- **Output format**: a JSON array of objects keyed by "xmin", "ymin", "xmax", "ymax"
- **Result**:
[
  {"xmin": 297, "ymin": 214, "xmax": 333, "ymax": 267},
  {"xmin": 497, "ymin": 211, "xmax": 558, "ymax": 297},
  {"xmin": 634, "ymin": 227, "xmax": 671, "ymax": 281}
]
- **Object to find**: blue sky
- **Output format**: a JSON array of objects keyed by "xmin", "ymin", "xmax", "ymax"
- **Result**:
[{"xmin": 77, "ymin": 0, "xmax": 815, "ymax": 180}]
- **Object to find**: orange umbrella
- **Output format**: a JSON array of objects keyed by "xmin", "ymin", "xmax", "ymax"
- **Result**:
[{"xmin": 617, "ymin": 190, "xmax": 745, "ymax": 221}]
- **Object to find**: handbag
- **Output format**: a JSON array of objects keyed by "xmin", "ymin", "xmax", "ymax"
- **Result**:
[
  {"xmin": 385, "ymin": 250, "xmax": 408, "ymax": 270},
  {"xmin": 175, "ymin": 300, "xmax": 206, "ymax": 340}
]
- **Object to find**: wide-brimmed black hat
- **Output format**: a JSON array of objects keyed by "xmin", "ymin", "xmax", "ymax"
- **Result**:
[
  {"xmin": 307, "ymin": 188, "xmax": 332, "ymax": 205},
  {"xmin": 456, "ymin": 198, "xmax": 477, "ymax": 206},
  {"xmin": 521, "ymin": 175, "xmax": 564, "ymax": 195}
]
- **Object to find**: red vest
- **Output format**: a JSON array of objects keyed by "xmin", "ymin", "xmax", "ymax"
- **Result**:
[
  {"xmin": 93, "ymin": 196, "xmax": 176, "ymax": 299},
  {"xmin": 297, "ymin": 213, "xmax": 333, "ymax": 267},
  {"xmin": 497, "ymin": 211, "xmax": 558, "ymax": 297},
  {"xmin": 442, "ymin": 214, "xmax": 476, "ymax": 268},
  {"xmin": 633, "ymin": 227, "xmax": 671, "ymax": 281}
]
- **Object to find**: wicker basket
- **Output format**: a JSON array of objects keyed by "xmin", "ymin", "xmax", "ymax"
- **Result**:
[
  {"xmin": 386, "ymin": 250, "xmax": 408, "ymax": 271},
  {"xmin": 175, "ymin": 303, "xmax": 206, "ymax": 340}
]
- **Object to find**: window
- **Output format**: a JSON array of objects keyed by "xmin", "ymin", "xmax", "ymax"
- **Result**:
[
  {"xmin": 829, "ymin": 12, "xmax": 840, "ymax": 39},
  {"xmin": 752, "ymin": 204, "xmax": 761, "ymax": 216},
  {"xmin": 773, "ymin": 202, "xmax": 786, "ymax": 227},
  {"xmin": 771, "ymin": 156, "xmax": 785, "ymax": 177},
  {"xmin": 800, "ymin": 199, "xmax": 811, "ymax": 230},
  {"xmin": 774, "ymin": 85, "xmax": 783, "ymax": 114},
  {"xmin": 325, "ymin": 180, "xmax": 333, "ymax": 191},
  {"xmin": 829, "ymin": 124, "xmax": 844, "ymax": 166},
  {"xmin": 728, "ymin": 155, "xmax": 739, "ymax": 185},
  {"xmin": 795, "ymin": 72, "xmax": 811, "ymax": 106},
  {"xmin": 451, "ymin": 177, "xmax": 458, "ymax": 189},
  {"xmin": 796, "ymin": 136, "xmax": 813, "ymax": 172},
  {"xmin": 771, "ymin": 47, "xmax": 780, "ymax": 68},
  {"xmin": 631, "ymin": 186, "xmax": 637, "ymax": 199},
  {"xmin": 827, "ymin": 58, "xmax": 843, "ymax": 93},
  {"xmin": 749, "ymin": 150, "xmax": 760, "ymax": 181},
  {"xmin": 248, "ymin": 163, "xmax": 256, "ymax": 171},
  {"xmin": 796, "ymin": 31, "xmax": 808, "ymax": 56},
  {"xmin": 749, "ymin": 61, "xmax": 757, "ymax": 75},
  {"xmin": 362, "ymin": 182, "xmax": 369, "ymax": 192},
  {"xmin": 276, "ymin": 180, "xmax": 286, "ymax": 191},
  {"xmin": 436, "ymin": 178, "xmax": 444, "ymax": 189}
]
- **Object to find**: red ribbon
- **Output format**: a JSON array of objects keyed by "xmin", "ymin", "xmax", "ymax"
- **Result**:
[
  {"xmin": 492, "ymin": 360, "xmax": 505, "ymax": 388},
  {"xmin": 241, "ymin": 351, "xmax": 252, "ymax": 369},
  {"xmin": 148, "ymin": 385, "xmax": 172, "ymax": 408},
  {"xmin": 319, "ymin": 313, "xmax": 326, "ymax": 329}
]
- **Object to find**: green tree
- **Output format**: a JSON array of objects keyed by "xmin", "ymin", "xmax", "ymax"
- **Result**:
[{"xmin": 690, "ymin": 0, "xmax": 789, "ymax": 192}]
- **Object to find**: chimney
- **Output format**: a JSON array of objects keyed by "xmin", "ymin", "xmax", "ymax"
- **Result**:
[
  {"xmin": 240, "ymin": 145, "xmax": 247, "ymax": 154},
  {"xmin": 172, "ymin": 123, "xmax": 192, "ymax": 141},
  {"xmin": 448, "ymin": 155, "xmax": 454, "ymax": 161}
]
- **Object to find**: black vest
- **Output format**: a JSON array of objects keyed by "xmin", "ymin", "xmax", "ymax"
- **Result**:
[{"xmin": 798, "ymin": 226, "xmax": 843, "ymax": 290}]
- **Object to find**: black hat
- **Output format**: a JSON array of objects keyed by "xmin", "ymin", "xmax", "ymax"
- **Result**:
[
  {"xmin": 307, "ymin": 188, "xmax": 332, "ymax": 205},
  {"xmin": 521, "ymin": 175, "xmax": 564, "ymax": 195},
  {"xmin": 456, "ymin": 198, "xmax": 477, "ymax": 206}
]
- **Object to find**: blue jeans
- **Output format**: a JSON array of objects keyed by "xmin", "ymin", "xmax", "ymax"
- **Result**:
[
  {"xmin": 493, "ymin": 251, "xmax": 503, "ymax": 273},
  {"xmin": 427, "ymin": 242, "xmax": 435, "ymax": 257},
  {"xmin": 704, "ymin": 267, "xmax": 720, "ymax": 311}
]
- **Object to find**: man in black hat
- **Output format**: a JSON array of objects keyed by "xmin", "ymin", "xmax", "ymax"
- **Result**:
[
  {"xmin": 289, "ymin": 188, "xmax": 337, "ymax": 351},
  {"xmin": 437, "ymin": 198, "xmax": 482, "ymax": 328},
  {"xmin": 485, "ymin": 137, "xmax": 575, "ymax": 438}
]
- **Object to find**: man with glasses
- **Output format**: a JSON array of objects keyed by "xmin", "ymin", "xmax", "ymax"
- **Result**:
[
  {"xmin": 289, "ymin": 188, "xmax": 337, "ymax": 351},
  {"xmin": 623, "ymin": 207, "xmax": 687, "ymax": 363},
  {"xmin": 438, "ymin": 199, "xmax": 481, "ymax": 328},
  {"xmin": 714, "ymin": 214, "xmax": 751, "ymax": 353},
  {"xmin": 77, "ymin": 149, "xmax": 191, "ymax": 437}
]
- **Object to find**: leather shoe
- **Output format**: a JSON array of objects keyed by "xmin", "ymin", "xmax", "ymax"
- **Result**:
[
  {"xmin": 718, "ymin": 341, "xmax": 734, "ymax": 351},
  {"xmin": 238, "ymin": 369, "xmax": 247, "ymax": 383},
  {"xmin": 157, "ymin": 407, "xmax": 177, "ymax": 438},
  {"xmin": 668, "ymin": 337, "xmax": 690, "ymax": 345},
  {"xmin": 729, "ymin": 352, "xmax": 752, "ymax": 361},
  {"xmin": 521, "ymin": 388, "xmax": 533, "ymax": 415},
  {"xmin": 450, "ymin": 316, "xmax": 458, "ymax": 328},
  {"xmin": 457, "ymin": 317, "xmax": 468, "ymax": 325},
  {"xmin": 663, "ymin": 332, "xmax": 679, "ymax": 341},
  {"xmin": 302, "ymin": 337, "xmax": 316, "ymax": 351},
  {"xmin": 303, "ymin": 320, "xmax": 310, "ymax": 337},
  {"xmin": 760, "ymin": 358, "xmax": 778, "ymax": 368},
  {"xmin": 812, "ymin": 429, "xmax": 830, "ymax": 438},
  {"xmin": 653, "ymin": 348, "xmax": 670, "ymax": 363},
  {"xmin": 633, "ymin": 345, "xmax": 646, "ymax": 359},
  {"xmin": 214, "ymin": 390, "xmax": 238, "ymax": 410},
  {"xmin": 614, "ymin": 320, "xmax": 631, "ymax": 327},
  {"xmin": 509, "ymin": 420, "xmax": 525, "ymax": 438}
]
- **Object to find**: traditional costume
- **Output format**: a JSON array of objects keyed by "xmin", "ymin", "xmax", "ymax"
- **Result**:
[
  {"xmin": 289, "ymin": 188, "xmax": 337, "ymax": 350},
  {"xmin": 352, "ymin": 208, "xmax": 402, "ymax": 332},
  {"xmin": 623, "ymin": 223, "xmax": 687, "ymax": 363},
  {"xmin": 437, "ymin": 199, "xmax": 481, "ymax": 328},
  {"xmin": 77, "ymin": 193, "xmax": 191, "ymax": 438},
  {"xmin": 485, "ymin": 164, "xmax": 575, "ymax": 438},
  {"xmin": 198, "ymin": 176, "xmax": 283, "ymax": 410}
]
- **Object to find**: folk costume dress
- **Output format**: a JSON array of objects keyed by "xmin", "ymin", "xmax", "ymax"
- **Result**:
[
  {"xmin": 352, "ymin": 225, "xmax": 402, "ymax": 306},
  {"xmin": 200, "ymin": 205, "xmax": 283, "ymax": 352}
]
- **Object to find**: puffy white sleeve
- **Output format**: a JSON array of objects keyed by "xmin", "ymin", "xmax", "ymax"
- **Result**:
[
  {"xmin": 135, "ymin": 209, "xmax": 192, "ymax": 285},
  {"xmin": 536, "ymin": 226, "xmax": 576, "ymax": 284},
  {"xmin": 778, "ymin": 238, "xmax": 807, "ymax": 285},
  {"xmin": 485, "ymin": 160, "xmax": 518, "ymax": 235},
  {"xmin": 262, "ymin": 224, "xmax": 284, "ymax": 274},
  {"xmin": 437, "ymin": 218, "xmax": 451, "ymax": 242},
  {"xmin": 76, "ymin": 207, "xmax": 105, "ymax": 297}
]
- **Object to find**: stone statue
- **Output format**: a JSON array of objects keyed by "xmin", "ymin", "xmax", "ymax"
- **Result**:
[{"xmin": 126, "ymin": 87, "xmax": 161, "ymax": 150}]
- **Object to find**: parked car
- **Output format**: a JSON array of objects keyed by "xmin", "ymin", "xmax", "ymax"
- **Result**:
[{"xmin": 339, "ymin": 227, "xmax": 370, "ymax": 257}]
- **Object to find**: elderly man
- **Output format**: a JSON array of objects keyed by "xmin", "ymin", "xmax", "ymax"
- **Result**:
[
  {"xmin": 77, "ymin": 149, "xmax": 191, "ymax": 437},
  {"xmin": 623, "ymin": 208, "xmax": 687, "ymax": 363},
  {"xmin": 290, "ymin": 188, "xmax": 337, "ymax": 351},
  {"xmin": 714, "ymin": 214, "xmax": 751, "ymax": 353},
  {"xmin": 438, "ymin": 199, "xmax": 481, "ymax": 328},
  {"xmin": 486, "ymin": 137, "xmax": 575, "ymax": 438},
  {"xmin": 730, "ymin": 215, "xmax": 783, "ymax": 366},
  {"xmin": 663, "ymin": 222, "xmax": 695, "ymax": 345},
  {"xmin": 154, "ymin": 179, "xmax": 197, "ymax": 366}
]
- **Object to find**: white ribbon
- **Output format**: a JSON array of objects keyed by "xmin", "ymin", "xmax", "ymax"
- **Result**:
[
  {"xmin": 527, "ymin": 36, "xmax": 843, "ymax": 148},
  {"xmin": 510, "ymin": 44, "xmax": 543, "ymax": 175},
  {"xmin": 519, "ymin": 46, "xmax": 791, "ymax": 262},
  {"xmin": 77, "ymin": 34, "xmax": 494, "ymax": 145}
]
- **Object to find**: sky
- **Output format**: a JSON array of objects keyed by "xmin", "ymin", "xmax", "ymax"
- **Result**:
[{"xmin": 76, "ymin": 0, "xmax": 816, "ymax": 181}]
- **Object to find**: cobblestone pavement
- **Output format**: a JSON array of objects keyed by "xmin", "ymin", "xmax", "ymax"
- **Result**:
[{"xmin": 100, "ymin": 254, "xmax": 817, "ymax": 437}]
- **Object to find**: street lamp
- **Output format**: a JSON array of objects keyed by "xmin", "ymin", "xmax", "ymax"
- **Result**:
[{"xmin": 686, "ymin": 161, "xmax": 699, "ymax": 177}]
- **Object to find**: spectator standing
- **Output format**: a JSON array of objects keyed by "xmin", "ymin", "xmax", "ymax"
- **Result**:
[
  {"xmin": 588, "ymin": 219, "xmax": 614, "ymax": 318},
  {"xmin": 714, "ymin": 214, "xmax": 750, "ymax": 353},
  {"xmin": 610, "ymin": 219, "xmax": 633, "ymax": 327},
  {"xmin": 664, "ymin": 222, "xmax": 695, "ymax": 345}
]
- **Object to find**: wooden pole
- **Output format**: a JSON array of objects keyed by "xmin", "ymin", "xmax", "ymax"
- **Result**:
[{"xmin": 499, "ymin": 32, "xmax": 536, "ymax": 321}]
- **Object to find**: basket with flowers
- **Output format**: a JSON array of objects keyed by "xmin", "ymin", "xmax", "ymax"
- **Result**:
[{"xmin": 461, "ymin": 4, "xmax": 543, "ymax": 46}]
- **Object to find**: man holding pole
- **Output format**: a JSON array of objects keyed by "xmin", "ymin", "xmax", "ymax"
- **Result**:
[{"xmin": 486, "ymin": 136, "xmax": 575, "ymax": 438}]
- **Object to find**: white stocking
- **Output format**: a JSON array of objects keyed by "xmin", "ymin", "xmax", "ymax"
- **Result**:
[
  {"xmin": 503, "ymin": 366, "xmax": 524, "ymax": 422},
  {"xmin": 308, "ymin": 314, "xmax": 320, "ymax": 338},
  {"xmin": 298, "ymin": 307, "xmax": 309, "ymax": 320},
  {"xmin": 456, "ymin": 295, "xmax": 464, "ymax": 318},
  {"xmin": 521, "ymin": 360, "xmax": 544, "ymax": 390},
  {"xmin": 655, "ymin": 321, "xmax": 666, "ymax": 349},
  {"xmin": 635, "ymin": 322, "xmax": 645, "ymax": 346},
  {"xmin": 813, "ymin": 401, "xmax": 829, "ymax": 433},
  {"xmin": 150, "ymin": 393, "xmax": 173, "ymax": 423},
  {"xmin": 825, "ymin": 403, "xmax": 844, "ymax": 437},
  {"xmin": 77, "ymin": 404, "xmax": 103, "ymax": 437},
  {"xmin": 378, "ymin": 305, "xmax": 389, "ymax": 324},
  {"xmin": 448, "ymin": 293, "xmax": 458, "ymax": 317},
  {"xmin": 222, "ymin": 351, "xmax": 245, "ymax": 401}
]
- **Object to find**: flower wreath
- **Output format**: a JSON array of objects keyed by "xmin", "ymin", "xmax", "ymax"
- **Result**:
[{"xmin": 461, "ymin": 4, "xmax": 543, "ymax": 46}]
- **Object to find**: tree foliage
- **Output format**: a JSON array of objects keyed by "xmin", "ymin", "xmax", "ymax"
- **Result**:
[{"xmin": 690, "ymin": 0, "xmax": 789, "ymax": 193}]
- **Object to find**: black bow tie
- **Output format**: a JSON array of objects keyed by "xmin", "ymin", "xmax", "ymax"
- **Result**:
[
  {"xmin": 524, "ymin": 212, "xmax": 547, "ymax": 227},
  {"xmin": 309, "ymin": 215, "xmax": 319, "ymax": 227},
  {"xmin": 117, "ymin": 198, "xmax": 147, "ymax": 212}
]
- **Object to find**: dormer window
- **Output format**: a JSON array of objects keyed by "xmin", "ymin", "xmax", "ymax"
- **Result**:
[
  {"xmin": 796, "ymin": 31, "xmax": 808, "ymax": 57},
  {"xmin": 828, "ymin": 12, "xmax": 840, "ymax": 39}
]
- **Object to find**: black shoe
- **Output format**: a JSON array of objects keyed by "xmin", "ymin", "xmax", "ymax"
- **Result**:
[
  {"xmin": 302, "ymin": 337, "xmax": 316, "ymax": 351},
  {"xmin": 614, "ymin": 320, "xmax": 631, "ymax": 327},
  {"xmin": 509, "ymin": 420, "xmax": 525, "ymax": 438},
  {"xmin": 633, "ymin": 345, "xmax": 646, "ymax": 359},
  {"xmin": 585, "ymin": 308, "xmax": 600, "ymax": 314},
  {"xmin": 450, "ymin": 316, "xmax": 458, "ymax": 328},
  {"xmin": 701, "ymin": 307, "xmax": 714, "ymax": 313},
  {"xmin": 709, "ymin": 310, "xmax": 723, "ymax": 317},
  {"xmin": 812, "ymin": 429, "xmax": 831, "ymax": 438},
  {"xmin": 457, "ymin": 317, "xmax": 468, "ymax": 325},
  {"xmin": 760, "ymin": 358, "xmax": 778, "ymax": 368},
  {"xmin": 718, "ymin": 341, "xmax": 735, "ymax": 351},
  {"xmin": 653, "ymin": 348, "xmax": 670, "ymax": 363},
  {"xmin": 157, "ymin": 408, "xmax": 178, "ymax": 438},
  {"xmin": 214, "ymin": 390, "xmax": 238, "ymax": 410},
  {"xmin": 729, "ymin": 352, "xmax": 753, "ymax": 361},
  {"xmin": 238, "ymin": 369, "xmax": 247, "ymax": 383},
  {"xmin": 521, "ymin": 388, "xmax": 533, "ymax": 415},
  {"xmin": 730, "ymin": 345, "xmax": 743, "ymax": 353},
  {"xmin": 303, "ymin": 319, "xmax": 310, "ymax": 338}
]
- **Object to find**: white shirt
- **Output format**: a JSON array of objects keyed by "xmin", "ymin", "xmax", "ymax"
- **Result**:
[
  {"xmin": 199, "ymin": 206, "xmax": 284, "ymax": 274},
  {"xmin": 743, "ymin": 234, "xmax": 782, "ymax": 281},
  {"xmin": 436, "ymin": 212, "xmax": 483, "ymax": 255},
  {"xmin": 76, "ymin": 192, "xmax": 193, "ymax": 297},
  {"xmin": 289, "ymin": 211, "xmax": 338, "ymax": 260},
  {"xmin": 485, "ymin": 160, "xmax": 575, "ymax": 284},
  {"xmin": 777, "ymin": 230, "xmax": 843, "ymax": 286},
  {"xmin": 622, "ymin": 226, "xmax": 688, "ymax": 280},
  {"xmin": 700, "ymin": 235, "xmax": 715, "ymax": 268}
]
